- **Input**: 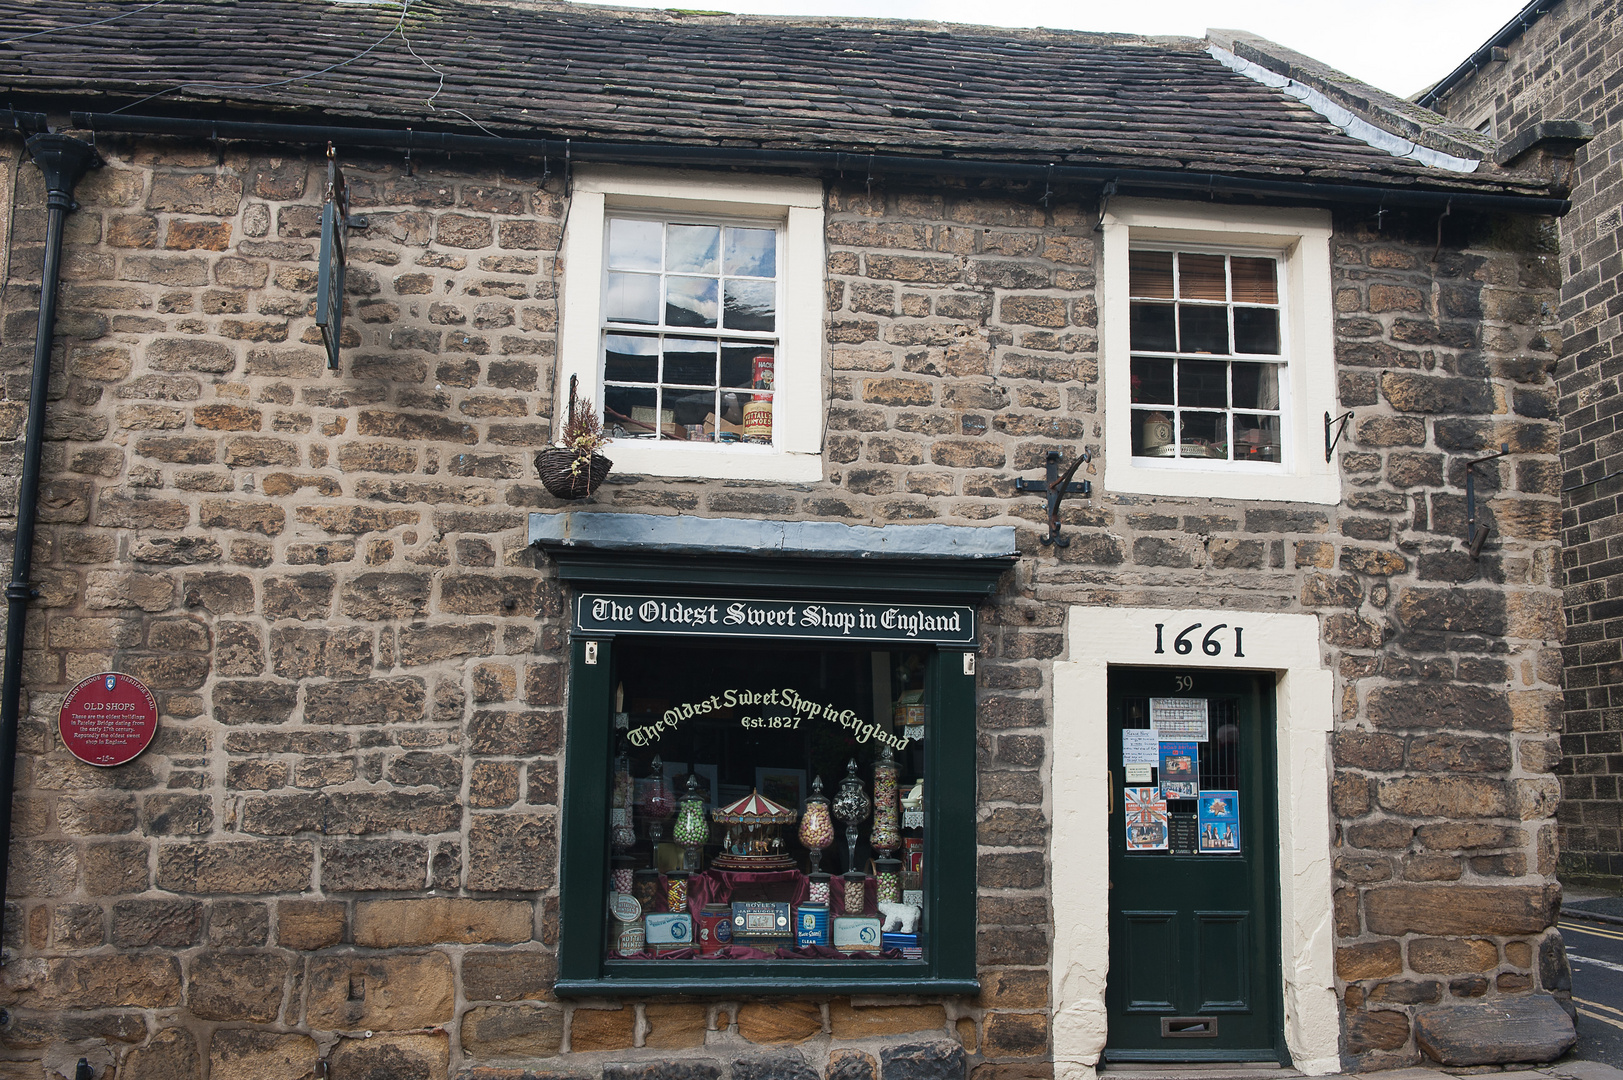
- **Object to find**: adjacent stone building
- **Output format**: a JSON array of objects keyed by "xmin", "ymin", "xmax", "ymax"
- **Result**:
[
  {"xmin": 1420, "ymin": 0, "xmax": 1623, "ymax": 891},
  {"xmin": 0, "ymin": 3, "xmax": 1585, "ymax": 1077}
]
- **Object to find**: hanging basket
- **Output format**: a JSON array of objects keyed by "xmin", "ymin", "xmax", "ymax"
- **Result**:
[{"xmin": 536, "ymin": 447, "xmax": 612, "ymax": 500}]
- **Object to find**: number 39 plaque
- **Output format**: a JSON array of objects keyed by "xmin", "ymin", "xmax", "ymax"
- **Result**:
[{"xmin": 58, "ymin": 672, "xmax": 158, "ymax": 767}]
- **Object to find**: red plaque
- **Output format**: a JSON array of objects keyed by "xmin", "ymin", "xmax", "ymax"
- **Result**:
[{"xmin": 59, "ymin": 672, "xmax": 158, "ymax": 767}]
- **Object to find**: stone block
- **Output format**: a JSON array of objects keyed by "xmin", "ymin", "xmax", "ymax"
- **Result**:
[
  {"xmin": 327, "ymin": 1032, "xmax": 450, "ymax": 1080},
  {"xmin": 734, "ymin": 1053, "xmax": 818, "ymax": 1080},
  {"xmin": 980, "ymin": 1013, "xmax": 1047, "ymax": 1057},
  {"xmin": 322, "ymin": 840, "xmax": 430, "ymax": 892},
  {"xmin": 278, "ymin": 899, "xmax": 346, "ymax": 949},
  {"xmin": 355, "ymin": 898, "xmax": 532, "ymax": 946},
  {"xmin": 209, "ymin": 1029, "xmax": 319, "ymax": 1080},
  {"xmin": 1408, "ymin": 937, "xmax": 1499, "ymax": 974},
  {"xmin": 1345, "ymin": 1008, "xmax": 1410, "ymax": 1053},
  {"xmin": 737, "ymin": 1000, "xmax": 823, "ymax": 1043},
  {"xmin": 879, "ymin": 1040, "xmax": 967, "ymax": 1080},
  {"xmin": 187, "ymin": 950, "xmax": 288, "ymax": 1021},
  {"xmin": 111, "ymin": 897, "xmax": 203, "ymax": 947},
  {"xmin": 1338, "ymin": 940, "xmax": 1402, "ymax": 980},
  {"xmin": 829, "ymin": 1002, "xmax": 946, "ymax": 1039},
  {"xmin": 604, "ymin": 1064, "xmax": 722, "ymax": 1080},
  {"xmin": 1364, "ymin": 885, "xmax": 1557, "ymax": 936},
  {"xmin": 1376, "ymin": 776, "xmax": 1510, "ymax": 818},
  {"xmin": 570, "ymin": 1005, "xmax": 637, "ymax": 1051},
  {"xmin": 643, "ymin": 1002, "xmax": 708, "ymax": 1049},
  {"xmin": 121, "ymin": 1027, "xmax": 202, "ymax": 1080},
  {"xmin": 42, "ymin": 954, "xmax": 182, "ymax": 1007},
  {"xmin": 462, "ymin": 1003, "xmax": 565, "ymax": 1057},
  {"xmin": 305, "ymin": 952, "xmax": 455, "ymax": 1030},
  {"xmin": 156, "ymin": 840, "xmax": 312, "ymax": 894},
  {"xmin": 467, "ymin": 815, "xmax": 555, "ymax": 891},
  {"xmin": 209, "ymin": 899, "xmax": 270, "ymax": 946},
  {"xmin": 1414, "ymin": 994, "xmax": 1575, "ymax": 1065}
]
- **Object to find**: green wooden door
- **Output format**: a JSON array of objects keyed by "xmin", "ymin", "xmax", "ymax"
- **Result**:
[{"xmin": 1104, "ymin": 668, "xmax": 1286, "ymax": 1064}]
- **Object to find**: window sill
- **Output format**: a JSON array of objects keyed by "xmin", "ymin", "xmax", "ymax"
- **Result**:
[
  {"xmin": 605, "ymin": 439, "xmax": 823, "ymax": 483},
  {"xmin": 555, "ymin": 971, "xmax": 978, "ymax": 998}
]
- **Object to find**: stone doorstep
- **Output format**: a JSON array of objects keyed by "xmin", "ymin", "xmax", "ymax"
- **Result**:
[{"xmin": 1097, "ymin": 1065, "xmax": 1298, "ymax": 1071}]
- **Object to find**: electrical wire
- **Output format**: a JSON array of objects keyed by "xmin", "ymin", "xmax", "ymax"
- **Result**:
[
  {"xmin": 0, "ymin": 0, "xmax": 168, "ymax": 47},
  {"xmin": 398, "ymin": 4, "xmax": 504, "ymax": 139},
  {"xmin": 105, "ymin": 0, "xmax": 413, "ymax": 115}
]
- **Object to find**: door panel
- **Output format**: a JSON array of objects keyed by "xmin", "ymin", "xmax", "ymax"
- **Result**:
[
  {"xmin": 1122, "ymin": 910, "xmax": 1179, "ymax": 1010},
  {"xmin": 1195, "ymin": 911, "xmax": 1249, "ymax": 1010},
  {"xmin": 1104, "ymin": 668, "xmax": 1285, "ymax": 1063}
]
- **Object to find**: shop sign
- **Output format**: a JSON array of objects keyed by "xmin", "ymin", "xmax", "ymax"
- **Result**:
[
  {"xmin": 575, "ymin": 593, "xmax": 977, "ymax": 645},
  {"xmin": 58, "ymin": 672, "xmax": 158, "ymax": 767}
]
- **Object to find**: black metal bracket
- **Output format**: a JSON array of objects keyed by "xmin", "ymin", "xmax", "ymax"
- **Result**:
[
  {"xmin": 1016, "ymin": 450, "xmax": 1091, "ymax": 548},
  {"xmin": 1465, "ymin": 442, "xmax": 1510, "ymax": 559},
  {"xmin": 1325, "ymin": 410, "xmax": 1354, "ymax": 462},
  {"xmin": 1093, "ymin": 178, "xmax": 1118, "ymax": 233}
]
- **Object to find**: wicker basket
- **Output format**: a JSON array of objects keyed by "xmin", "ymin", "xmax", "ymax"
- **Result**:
[{"xmin": 536, "ymin": 448, "xmax": 612, "ymax": 500}]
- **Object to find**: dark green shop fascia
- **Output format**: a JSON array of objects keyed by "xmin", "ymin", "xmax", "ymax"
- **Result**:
[{"xmin": 532, "ymin": 513, "xmax": 1018, "ymax": 997}]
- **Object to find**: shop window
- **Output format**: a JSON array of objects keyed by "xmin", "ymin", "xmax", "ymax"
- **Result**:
[
  {"xmin": 1101, "ymin": 200, "xmax": 1339, "ymax": 505},
  {"xmin": 558, "ymin": 169, "xmax": 826, "ymax": 484},
  {"xmin": 556, "ymin": 591, "xmax": 980, "ymax": 995}
]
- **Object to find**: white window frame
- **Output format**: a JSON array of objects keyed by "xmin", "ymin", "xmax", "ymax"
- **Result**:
[
  {"xmin": 559, "ymin": 168, "xmax": 826, "ymax": 483},
  {"xmin": 1101, "ymin": 199, "xmax": 1340, "ymax": 505}
]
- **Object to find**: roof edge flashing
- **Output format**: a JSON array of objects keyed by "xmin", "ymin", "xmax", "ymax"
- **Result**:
[
  {"xmin": 530, "ymin": 512, "xmax": 1020, "ymax": 562},
  {"xmin": 1208, "ymin": 44, "xmax": 1480, "ymax": 175}
]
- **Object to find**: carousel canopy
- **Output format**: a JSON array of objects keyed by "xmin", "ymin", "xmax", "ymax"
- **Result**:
[{"xmin": 712, "ymin": 789, "xmax": 797, "ymax": 825}]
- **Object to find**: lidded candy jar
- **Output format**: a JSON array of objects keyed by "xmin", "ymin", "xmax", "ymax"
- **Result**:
[
  {"xmin": 831, "ymin": 758, "xmax": 871, "ymax": 874},
  {"xmin": 673, "ymin": 774, "xmax": 709, "ymax": 871},
  {"xmin": 642, "ymin": 755, "xmax": 676, "ymax": 847},
  {"xmin": 799, "ymin": 775, "xmax": 834, "ymax": 874},
  {"xmin": 871, "ymin": 745, "xmax": 901, "ymax": 857}
]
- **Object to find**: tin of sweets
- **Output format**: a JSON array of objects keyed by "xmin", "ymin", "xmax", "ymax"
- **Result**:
[
  {"xmin": 796, "ymin": 903, "xmax": 829, "ymax": 947},
  {"xmin": 696, "ymin": 902, "xmax": 733, "ymax": 955}
]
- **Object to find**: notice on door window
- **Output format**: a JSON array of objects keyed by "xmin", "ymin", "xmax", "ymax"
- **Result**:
[
  {"xmin": 1198, "ymin": 790, "xmax": 1241, "ymax": 853},
  {"xmin": 1122, "ymin": 729, "xmax": 1160, "ymax": 765},
  {"xmin": 1124, "ymin": 787, "xmax": 1169, "ymax": 851},
  {"xmin": 1159, "ymin": 741, "xmax": 1199, "ymax": 798},
  {"xmin": 1168, "ymin": 811, "xmax": 1198, "ymax": 855},
  {"xmin": 1150, "ymin": 697, "xmax": 1208, "ymax": 741}
]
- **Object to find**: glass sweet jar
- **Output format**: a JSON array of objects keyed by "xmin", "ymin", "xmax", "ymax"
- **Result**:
[
  {"xmin": 673, "ymin": 773, "xmax": 709, "ymax": 870},
  {"xmin": 871, "ymin": 745, "xmax": 901, "ymax": 857},
  {"xmin": 831, "ymin": 758, "xmax": 871, "ymax": 874},
  {"xmin": 799, "ymin": 774, "xmax": 834, "ymax": 874}
]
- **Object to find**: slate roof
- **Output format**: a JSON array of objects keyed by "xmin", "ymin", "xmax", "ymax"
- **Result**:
[{"xmin": 0, "ymin": 0, "xmax": 1552, "ymax": 196}]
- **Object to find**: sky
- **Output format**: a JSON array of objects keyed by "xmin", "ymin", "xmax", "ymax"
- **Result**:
[{"xmin": 572, "ymin": 0, "xmax": 1533, "ymax": 100}]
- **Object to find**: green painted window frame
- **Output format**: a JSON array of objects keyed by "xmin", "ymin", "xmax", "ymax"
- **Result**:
[{"xmin": 555, "ymin": 630, "xmax": 980, "ymax": 996}]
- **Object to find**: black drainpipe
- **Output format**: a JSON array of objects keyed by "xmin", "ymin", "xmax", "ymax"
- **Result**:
[{"xmin": 0, "ymin": 134, "xmax": 98, "ymax": 946}]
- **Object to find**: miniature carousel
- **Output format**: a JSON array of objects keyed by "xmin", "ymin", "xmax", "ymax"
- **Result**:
[{"xmin": 711, "ymin": 789, "xmax": 799, "ymax": 870}]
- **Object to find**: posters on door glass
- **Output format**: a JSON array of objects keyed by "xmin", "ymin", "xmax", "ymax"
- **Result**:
[
  {"xmin": 1124, "ymin": 787, "xmax": 1168, "ymax": 851},
  {"xmin": 1168, "ymin": 812, "xmax": 1198, "ymax": 855},
  {"xmin": 1158, "ymin": 741, "xmax": 1199, "ymax": 797},
  {"xmin": 1149, "ymin": 697, "xmax": 1209, "ymax": 742},
  {"xmin": 1198, "ymin": 789, "xmax": 1241, "ymax": 853}
]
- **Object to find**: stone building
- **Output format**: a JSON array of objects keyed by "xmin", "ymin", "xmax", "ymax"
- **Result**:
[
  {"xmin": 0, "ymin": 2, "xmax": 1585, "ymax": 1077},
  {"xmin": 1420, "ymin": 0, "xmax": 1623, "ymax": 893}
]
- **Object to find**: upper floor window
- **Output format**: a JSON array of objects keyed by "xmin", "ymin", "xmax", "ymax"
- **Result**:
[
  {"xmin": 1128, "ymin": 249, "xmax": 1285, "ymax": 465},
  {"xmin": 601, "ymin": 216, "xmax": 780, "ymax": 445},
  {"xmin": 1101, "ymin": 200, "xmax": 1340, "ymax": 505},
  {"xmin": 559, "ymin": 170, "xmax": 825, "ymax": 483}
]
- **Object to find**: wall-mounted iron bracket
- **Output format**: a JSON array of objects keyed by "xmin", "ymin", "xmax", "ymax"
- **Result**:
[
  {"xmin": 1464, "ymin": 442, "xmax": 1511, "ymax": 559},
  {"xmin": 1325, "ymin": 411, "xmax": 1354, "ymax": 462},
  {"xmin": 1016, "ymin": 450, "xmax": 1091, "ymax": 547}
]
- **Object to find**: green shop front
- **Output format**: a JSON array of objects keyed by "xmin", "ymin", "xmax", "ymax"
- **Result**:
[{"xmin": 532, "ymin": 513, "xmax": 1018, "ymax": 996}]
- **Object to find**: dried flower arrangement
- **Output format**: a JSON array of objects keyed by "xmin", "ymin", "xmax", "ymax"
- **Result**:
[{"xmin": 537, "ymin": 374, "xmax": 613, "ymax": 499}]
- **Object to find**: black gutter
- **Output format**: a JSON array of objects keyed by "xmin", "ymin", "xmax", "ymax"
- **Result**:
[
  {"xmin": 1416, "ymin": 0, "xmax": 1557, "ymax": 110},
  {"xmin": 0, "ymin": 134, "xmax": 97, "ymax": 945},
  {"xmin": 69, "ymin": 111, "xmax": 1571, "ymax": 217}
]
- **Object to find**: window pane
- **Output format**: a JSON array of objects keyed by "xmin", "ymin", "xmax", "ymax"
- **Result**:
[
  {"xmin": 1178, "ymin": 305, "xmax": 1229, "ymax": 354},
  {"xmin": 1231, "ymin": 362, "xmax": 1280, "ymax": 410},
  {"xmin": 726, "ymin": 227, "xmax": 777, "ymax": 277},
  {"xmin": 1179, "ymin": 254, "xmax": 1227, "ymax": 301},
  {"xmin": 666, "ymin": 276, "xmax": 719, "ymax": 328},
  {"xmin": 608, "ymin": 219, "xmax": 662, "ymax": 272},
  {"xmin": 604, "ymin": 385, "xmax": 658, "ymax": 439},
  {"xmin": 604, "ymin": 334, "xmax": 659, "ymax": 383},
  {"xmin": 722, "ymin": 345, "xmax": 774, "ymax": 391},
  {"xmin": 1230, "ymin": 257, "xmax": 1278, "ymax": 304},
  {"xmin": 1130, "ymin": 250, "xmax": 1174, "ymax": 298},
  {"xmin": 1132, "ymin": 408, "xmax": 1175, "ymax": 456},
  {"xmin": 1179, "ymin": 411, "xmax": 1225, "ymax": 456},
  {"xmin": 665, "ymin": 388, "xmax": 717, "ymax": 433},
  {"xmin": 664, "ymin": 338, "xmax": 718, "ymax": 387},
  {"xmin": 1131, "ymin": 357, "xmax": 1174, "ymax": 405},
  {"xmin": 667, "ymin": 225, "xmax": 720, "ymax": 275},
  {"xmin": 1178, "ymin": 360, "xmax": 1228, "ymax": 409},
  {"xmin": 1234, "ymin": 413, "xmax": 1282, "ymax": 462},
  {"xmin": 724, "ymin": 278, "xmax": 776, "ymax": 332},
  {"xmin": 1233, "ymin": 308, "xmax": 1280, "ymax": 355},
  {"xmin": 1131, "ymin": 302, "xmax": 1176, "ymax": 352},
  {"xmin": 606, "ymin": 273, "xmax": 660, "ymax": 325}
]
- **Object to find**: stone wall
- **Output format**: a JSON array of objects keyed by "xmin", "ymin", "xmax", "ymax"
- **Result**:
[
  {"xmin": 0, "ymin": 131, "xmax": 1565, "ymax": 1078},
  {"xmin": 1427, "ymin": 0, "xmax": 1623, "ymax": 887}
]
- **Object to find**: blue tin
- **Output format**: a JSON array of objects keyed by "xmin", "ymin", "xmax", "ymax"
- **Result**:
[{"xmin": 796, "ymin": 903, "xmax": 829, "ymax": 947}]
